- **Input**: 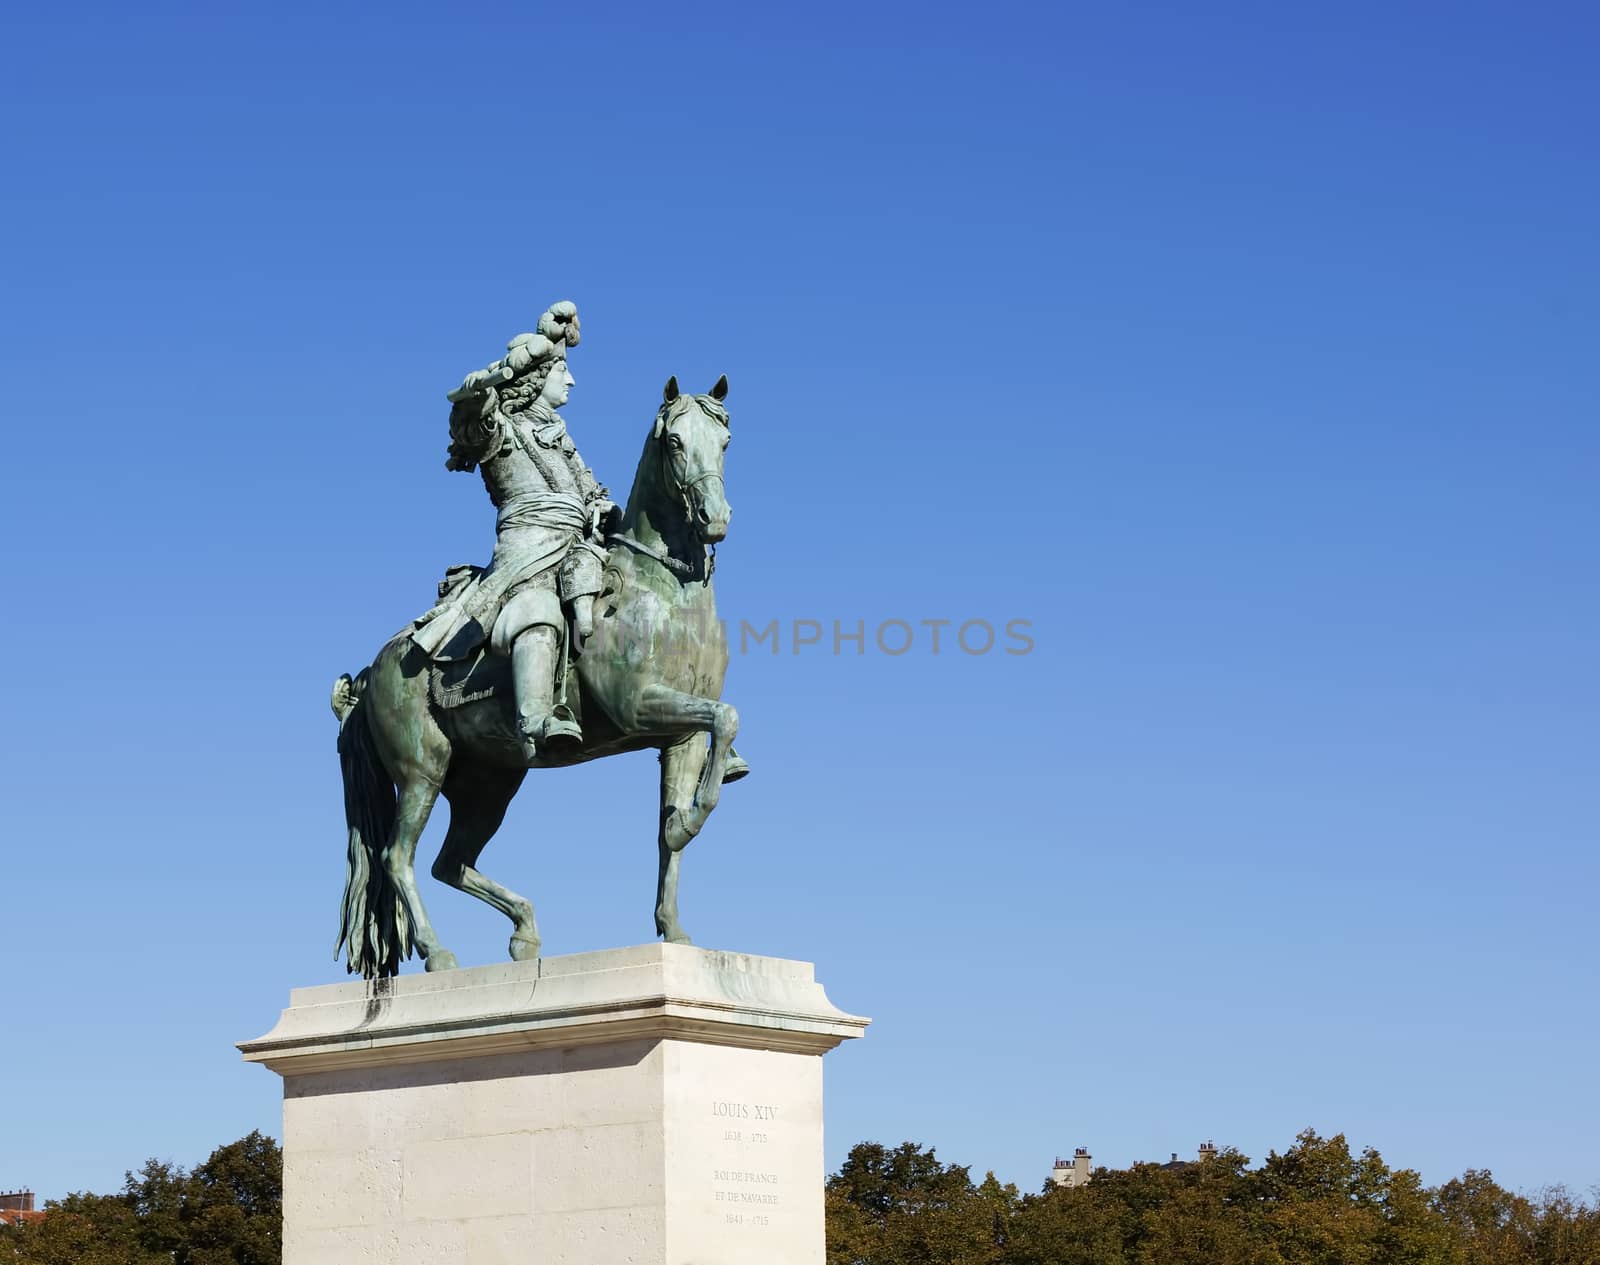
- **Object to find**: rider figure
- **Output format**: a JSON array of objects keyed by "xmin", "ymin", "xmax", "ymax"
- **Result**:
[{"xmin": 411, "ymin": 302, "xmax": 613, "ymax": 763}]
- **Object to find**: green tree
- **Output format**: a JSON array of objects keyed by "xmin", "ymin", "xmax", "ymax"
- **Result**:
[
  {"xmin": 1007, "ymin": 1182, "xmax": 1129, "ymax": 1265},
  {"xmin": 124, "ymin": 1156, "xmax": 188, "ymax": 1258},
  {"xmin": 826, "ymin": 1140, "xmax": 1017, "ymax": 1265},
  {"xmin": 0, "ymin": 1132, "xmax": 282, "ymax": 1265},
  {"xmin": 1255, "ymin": 1129, "xmax": 1385, "ymax": 1265},
  {"xmin": 0, "ymin": 1189, "xmax": 167, "ymax": 1265},
  {"xmin": 1434, "ymin": 1168, "xmax": 1539, "ymax": 1264},
  {"xmin": 182, "ymin": 1131, "xmax": 283, "ymax": 1265},
  {"xmin": 1136, "ymin": 1148, "xmax": 1279, "ymax": 1265},
  {"xmin": 1528, "ymin": 1187, "xmax": 1600, "ymax": 1265},
  {"xmin": 1251, "ymin": 1128, "xmax": 1468, "ymax": 1265}
]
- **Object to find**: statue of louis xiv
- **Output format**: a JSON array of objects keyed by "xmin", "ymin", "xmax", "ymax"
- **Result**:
[{"xmin": 410, "ymin": 301, "xmax": 611, "ymax": 763}]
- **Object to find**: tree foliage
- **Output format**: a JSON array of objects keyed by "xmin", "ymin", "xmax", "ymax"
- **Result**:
[
  {"xmin": 3, "ymin": 1123, "xmax": 1594, "ymax": 1265},
  {"xmin": 826, "ymin": 1140, "xmax": 1018, "ymax": 1265},
  {"xmin": 0, "ymin": 1132, "xmax": 282, "ymax": 1265},
  {"xmin": 828, "ymin": 1130, "xmax": 1600, "ymax": 1265}
]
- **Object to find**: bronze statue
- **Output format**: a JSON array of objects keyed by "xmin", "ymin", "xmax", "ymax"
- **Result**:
[
  {"xmin": 331, "ymin": 304, "xmax": 745, "ymax": 978},
  {"xmin": 410, "ymin": 302, "xmax": 609, "ymax": 761}
]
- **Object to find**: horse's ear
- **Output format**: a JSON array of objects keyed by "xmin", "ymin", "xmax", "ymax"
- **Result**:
[
  {"xmin": 662, "ymin": 376, "xmax": 680, "ymax": 404},
  {"xmin": 710, "ymin": 374, "xmax": 728, "ymax": 401}
]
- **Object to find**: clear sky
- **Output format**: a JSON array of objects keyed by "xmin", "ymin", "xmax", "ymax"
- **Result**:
[{"xmin": 2, "ymin": 0, "xmax": 1596, "ymax": 1205}]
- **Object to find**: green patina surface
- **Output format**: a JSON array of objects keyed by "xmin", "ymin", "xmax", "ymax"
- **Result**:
[{"xmin": 330, "ymin": 303, "xmax": 746, "ymax": 979}]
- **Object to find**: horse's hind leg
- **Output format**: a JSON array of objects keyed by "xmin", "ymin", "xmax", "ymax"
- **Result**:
[
  {"xmin": 655, "ymin": 735, "xmax": 709, "ymax": 944},
  {"xmin": 433, "ymin": 769, "xmax": 543, "ymax": 961},
  {"xmin": 386, "ymin": 777, "xmax": 458, "ymax": 972}
]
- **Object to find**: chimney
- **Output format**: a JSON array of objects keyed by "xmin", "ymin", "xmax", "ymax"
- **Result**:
[
  {"xmin": 1199, "ymin": 1140, "xmax": 1218, "ymax": 1162},
  {"xmin": 1073, "ymin": 1147, "xmax": 1091, "ymax": 1187},
  {"xmin": 0, "ymin": 1191, "xmax": 34, "ymax": 1214}
]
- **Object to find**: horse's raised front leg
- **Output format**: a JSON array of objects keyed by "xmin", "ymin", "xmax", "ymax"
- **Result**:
[
  {"xmin": 385, "ymin": 778, "xmax": 457, "ymax": 972},
  {"xmin": 655, "ymin": 735, "xmax": 709, "ymax": 944},
  {"xmin": 637, "ymin": 684, "xmax": 739, "ymax": 852},
  {"xmin": 433, "ymin": 768, "xmax": 539, "ymax": 962}
]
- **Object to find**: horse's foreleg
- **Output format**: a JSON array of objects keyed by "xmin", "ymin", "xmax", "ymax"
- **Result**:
[
  {"xmin": 655, "ymin": 735, "xmax": 708, "ymax": 943},
  {"xmin": 637, "ymin": 684, "xmax": 738, "ymax": 851},
  {"xmin": 434, "ymin": 771, "xmax": 541, "ymax": 961},
  {"xmin": 386, "ymin": 778, "xmax": 457, "ymax": 972}
]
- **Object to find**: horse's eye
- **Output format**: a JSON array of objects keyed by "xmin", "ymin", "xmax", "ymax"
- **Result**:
[{"xmin": 668, "ymin": 435, "xmax": 684, "ymax": 450}]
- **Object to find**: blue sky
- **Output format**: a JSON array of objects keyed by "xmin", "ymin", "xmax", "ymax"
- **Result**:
[{"xmin": 1, "ymin": 1, "xmax": 1596, "ymax": 1203}]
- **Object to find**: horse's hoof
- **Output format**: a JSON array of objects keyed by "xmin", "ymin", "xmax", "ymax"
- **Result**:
[
  {"xmin": 509, "ymin": 934, "xmax": 541, "ymax": 962},
  {"xmin": 425, "ymin": 949, "xmax": 459, "ymax": 972},
  {"xmin": 722, "ymin": 749, "xmax": 750, "ymax": 784},
  {"xmin": 663, "ymin": 930, "xmax": 693, "ymax": 946}
]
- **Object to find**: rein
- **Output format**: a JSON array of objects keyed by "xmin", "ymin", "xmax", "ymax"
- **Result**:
[{"xmin": 607, "ymin": 530, "xmax": 706, "ymax": 579}]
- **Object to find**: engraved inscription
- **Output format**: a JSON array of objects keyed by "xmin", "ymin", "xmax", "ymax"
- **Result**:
[
  {"xmin": 710, "ymin": 1100, "xmax": 784, "ymax": 1227},
  {"xmin": 711, "ymin": 1101, "xmax": 778, "ymax": 1121}
]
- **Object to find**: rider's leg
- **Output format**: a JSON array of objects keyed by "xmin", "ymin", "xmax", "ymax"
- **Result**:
[
  {"xmin": 511, "ymin": 625, "xmax": 581, "ymax": 761},
  {"xmin": 570, "ymin": 593, "xmax": 595, "ymax": 641}
]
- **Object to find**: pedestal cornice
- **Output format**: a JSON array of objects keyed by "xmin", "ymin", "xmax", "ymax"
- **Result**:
[{"xmin": 239, "ymin": 943, "xmax": 869, "ymax": 1076}]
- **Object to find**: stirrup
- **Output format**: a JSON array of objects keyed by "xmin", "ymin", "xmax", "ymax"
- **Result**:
[
  {"xmin": 540, "ymin": 704, "xmax": 583, "ymax": 750},
  {"xmin": 521, "ymin": 706, "xmax": 583, "ymax": 762}
]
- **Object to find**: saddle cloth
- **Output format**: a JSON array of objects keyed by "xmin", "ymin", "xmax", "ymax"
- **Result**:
[
  {"xmin": 430, "ymin": 652, "xmax": 512, "ymax": 710},
  {"xmin": 429, "ymin": 651, "xmax": 584, "ymax": 726}
]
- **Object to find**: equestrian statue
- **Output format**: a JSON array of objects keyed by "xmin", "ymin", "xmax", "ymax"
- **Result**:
[{"xmin": 330, "ymin": 301, "xmax": 745, "ymax": 978}]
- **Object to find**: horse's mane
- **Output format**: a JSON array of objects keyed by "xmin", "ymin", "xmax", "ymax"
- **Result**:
[{"xmin": 657, "ymin": 393, "xmax": 730, "ymax": 431}]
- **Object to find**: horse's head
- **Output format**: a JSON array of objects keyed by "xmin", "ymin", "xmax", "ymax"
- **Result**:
[{"xmin": 654, "ymin": 374, "xmax": 732, "ymax": 543}]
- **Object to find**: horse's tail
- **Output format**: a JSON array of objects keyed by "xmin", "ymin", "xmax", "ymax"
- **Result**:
[{"xmin": 332, "ymin": 669, "xmax": 406, "ymax": 978}]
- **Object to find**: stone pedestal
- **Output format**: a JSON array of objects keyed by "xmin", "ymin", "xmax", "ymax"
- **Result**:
[{"xmin": 239, "ymin": 943, "xmax": 868, "ymax": 1265}]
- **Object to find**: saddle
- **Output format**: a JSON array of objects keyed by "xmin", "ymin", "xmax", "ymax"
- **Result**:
[
  {"xmin": 425, "ymin": 564, "xmax": 503, "ymax": 709},
  {"xmin": 423, "ymin": 561, "xmax": 584, "ymax": 714}
]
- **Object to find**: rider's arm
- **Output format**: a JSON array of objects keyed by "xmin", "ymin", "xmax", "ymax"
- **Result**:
[
  {"xmin": 577, "ymin": 463, "xmax": 608, "ymax": 504},
  {"xmin": 566, "ymin": 447, "xmax": 613, "ymax": 528},
  {"xmin": 445, "ymin": 389, "xmax": 507, "ymax": 472}
]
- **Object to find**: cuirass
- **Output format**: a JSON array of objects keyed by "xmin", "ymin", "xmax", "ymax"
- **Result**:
[{"xmin": 480, "ymin": 416, "xmax": 582, "ymax": 508}]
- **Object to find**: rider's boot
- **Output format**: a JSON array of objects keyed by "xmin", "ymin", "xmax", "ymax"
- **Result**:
[{"xmin": 512, "ymin": 625, "xmax": 583, "ymax": 762}]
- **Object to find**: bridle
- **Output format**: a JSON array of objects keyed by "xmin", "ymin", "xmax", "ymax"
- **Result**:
[{"xmin": 606, "ymin": 414, "xmax": 726, "ymax": 583}]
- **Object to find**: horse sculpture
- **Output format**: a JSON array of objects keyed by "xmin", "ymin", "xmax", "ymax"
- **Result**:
[{"xmin": 331, "ymin": 376, "xmax": 740, "ymax": 978}]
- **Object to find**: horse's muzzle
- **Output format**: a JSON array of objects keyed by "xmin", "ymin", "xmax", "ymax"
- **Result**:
[{"xmin": 692, "ymin": 481, "xmax": 732, "ymax": 543}]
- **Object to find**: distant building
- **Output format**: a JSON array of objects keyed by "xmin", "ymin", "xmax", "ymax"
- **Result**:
[
  {"xmin": 1050, "ymin": 1141, "xmax": 1218, "ymax": 1188},
  {"xmin": 1160, "ymin": 1140, "xmax": 1219, "ymax": 1171},
  {"xmin": 0, "ymin": 1189, "xmax": 43, "ymax": 1228},
  {"xmin": 1050, "ymin": 1148, "xmax": 1093, "ymax": 1188}
]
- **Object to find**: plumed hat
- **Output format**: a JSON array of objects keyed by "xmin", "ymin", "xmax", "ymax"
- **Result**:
[{"xmin": 447, "ymin": 301, "xmax": 581, "ymax": 401}]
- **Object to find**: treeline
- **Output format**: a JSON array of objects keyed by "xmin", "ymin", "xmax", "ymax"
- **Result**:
[
  {"xmin": 5, "ymin": 1127, "xmax": 1594, "ymax": 1264},
  {"xmin": 825, "ymin": 1131, "xmax": 1600, "ymax": 1265},
  {"xmin": 0, "ymin": 1132, "xmax": 280, "ymax": 1265}
]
